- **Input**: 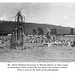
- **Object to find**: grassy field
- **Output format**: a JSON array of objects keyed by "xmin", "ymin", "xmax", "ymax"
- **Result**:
[{"xmin": 0, "ymin": 43, "xmax": 75, "ymax": 62}]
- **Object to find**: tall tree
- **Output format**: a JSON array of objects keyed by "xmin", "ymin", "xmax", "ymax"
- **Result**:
[
  {"xmin": 70, "ymin": 28, "xmax": 74, "ymax": 35},
  {"xmin": 50, "ymin": 28, "xmax": 57, "ymax": 35},
  {"xmin": 50, "ymin": 29, "xmax": 54, "ymax": 35},
  {"xmin": 37, "ymin": 27, "xmax": 44, "ymax": 35},
  {"xmin": 32, "ymin": 29, "xmax": 37, "ymax": 34},
  {"xmin": 53, "ymin": 28, "xmax": 57, "ymax": 35}
]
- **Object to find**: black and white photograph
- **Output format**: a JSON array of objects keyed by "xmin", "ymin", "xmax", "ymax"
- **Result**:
[{"xmin": 0, "ymin": 2, "xmax": 75, "ymax": 62}]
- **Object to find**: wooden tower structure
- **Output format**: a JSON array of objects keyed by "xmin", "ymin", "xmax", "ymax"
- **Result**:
[{"xmin": 10, "ymin": 10, "xmax": 25, "ymax": 50}]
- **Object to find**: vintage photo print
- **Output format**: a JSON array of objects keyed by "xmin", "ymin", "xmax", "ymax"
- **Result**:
[{"xmin": 0, "ymin": 2, "xmax": 75, "ymax": 62}]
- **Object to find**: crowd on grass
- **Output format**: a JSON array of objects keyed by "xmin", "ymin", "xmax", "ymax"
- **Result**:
[{"xmin": 0, "ymin": 34, "xmax": 75, "ymax": 48}]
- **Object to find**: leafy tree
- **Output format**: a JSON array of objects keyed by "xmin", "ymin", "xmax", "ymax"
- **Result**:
[
  {"xmin": 70, "ymin": 28, "xmax": 74, "ymax": 35},
  {"xmin": 32, "ymin": 29, "xmax": 37, "ymax": 34},
  {"xmin": 53, "ymin": 28, "xmax": 57, "ymax": 34},
  {"xmin": 50, "ymin": 29, "xmax": 54, "ymax": 35},
  {"xmin": 50, "ymin": 28, "xmax": 57, "ymax": 35},
  {"xmin": 37, "ymin": 27, "xmax": 44, "ymax": 35}
]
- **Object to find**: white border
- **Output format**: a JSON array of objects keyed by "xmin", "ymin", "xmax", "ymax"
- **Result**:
[
  {"xmin": 0, "ymin": 0, "xmax": 75, "ymax": 3},
  {"xmin": 0, "ymin": 1, "xmax": 75, "ymax": 75}
]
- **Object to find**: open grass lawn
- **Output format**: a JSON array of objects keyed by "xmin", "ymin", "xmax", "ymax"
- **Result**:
[{"xmin": 0, "ymin": 43, "xmax": 75, "ymax": 62}]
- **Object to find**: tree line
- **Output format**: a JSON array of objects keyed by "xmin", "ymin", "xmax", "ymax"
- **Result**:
[
  {"xmin": 32, "ymin": 27, "xmax": 75, "ymax": 35},
  {"xmin": 32, "ymin": 27, "xmax": 57, "ymax": 35}
]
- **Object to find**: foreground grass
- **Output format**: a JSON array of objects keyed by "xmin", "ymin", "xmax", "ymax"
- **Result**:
[{"xmin": 0, "ymin": 43, "xmax": 75, "ymax": 62}]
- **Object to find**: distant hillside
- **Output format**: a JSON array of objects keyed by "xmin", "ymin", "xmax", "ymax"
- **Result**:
[{"xmin": 0, "ymin": 21, "xmax": 75, "ymax": 35}]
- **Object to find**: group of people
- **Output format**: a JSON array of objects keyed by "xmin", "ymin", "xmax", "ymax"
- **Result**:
[
  {"xmin": 0, "ymin": 34, "xmax": 75, "ymax": 48},
  {"xmin": 24, "ymin": 34, "xmax": 75, "ymax": 47}
]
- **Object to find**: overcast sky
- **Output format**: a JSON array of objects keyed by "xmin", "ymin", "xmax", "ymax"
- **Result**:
[{"xmin": 0, "ymin": 3, "xmax": 75, "ymax": 28}]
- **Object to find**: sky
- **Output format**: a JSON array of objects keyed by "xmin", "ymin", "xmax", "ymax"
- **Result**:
[{"xmin": 0, "ymin": 3, "xmax": 75, "ymax": 28}]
